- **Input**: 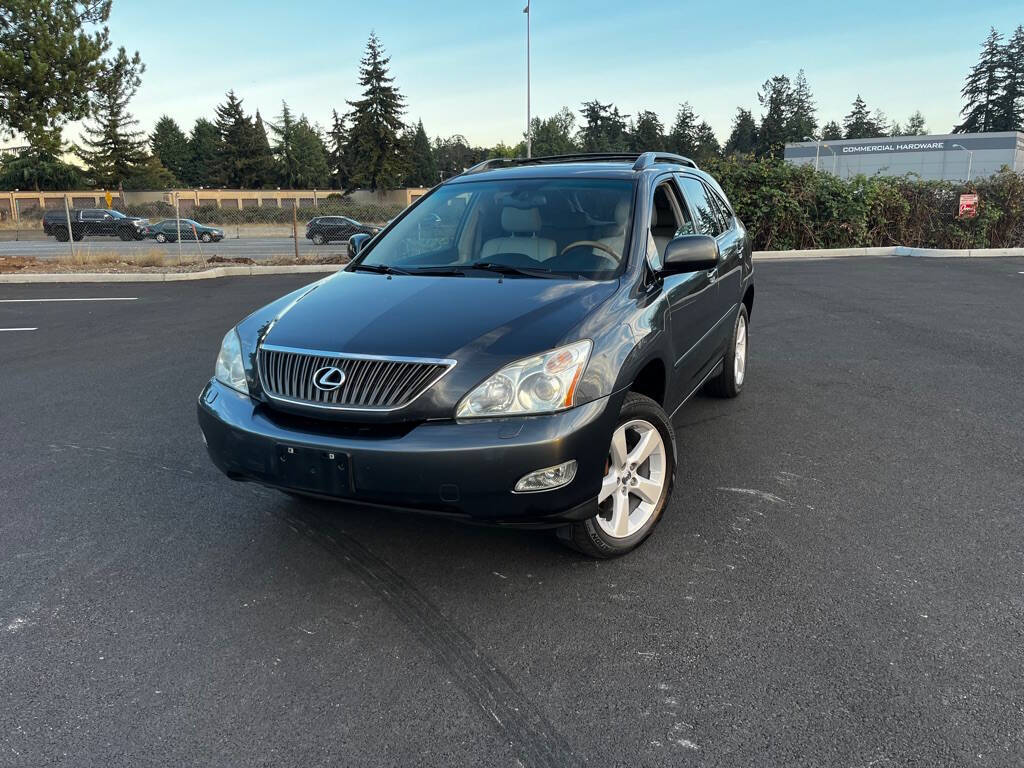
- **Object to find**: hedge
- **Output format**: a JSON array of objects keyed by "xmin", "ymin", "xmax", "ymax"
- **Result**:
[{"xmin": 705, "ymin": 156, "xmax": 1024, "ymax": 251}]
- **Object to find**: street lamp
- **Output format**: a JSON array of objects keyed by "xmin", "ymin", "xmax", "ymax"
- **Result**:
[
  {"xmin": 951, "ymin": 143, "xmax": 973, "ymax": 182},
  {"xmin": 821, "ymin": 142, "xmax": 838, "ymax": 175},
  {"xmin": 523, "ymin": 1, "xmax": 531, "ymax": 158},
  {"xmin": 803, "ymin": 136, "xmax": 821, "ymax": 172}
]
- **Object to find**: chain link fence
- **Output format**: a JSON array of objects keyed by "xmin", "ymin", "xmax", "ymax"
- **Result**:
[{"xmin": 0, "ymin": 189, "xmax": 416, "ymax": 270}]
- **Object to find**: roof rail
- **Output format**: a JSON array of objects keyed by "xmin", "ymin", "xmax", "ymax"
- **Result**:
[
  {"xmin": 459, "ymin": 151, "xmax": 698, "ymax": 177},
  {"xmin": 632, "ymin": 152, "xmax": 698, "ymax": 171}
]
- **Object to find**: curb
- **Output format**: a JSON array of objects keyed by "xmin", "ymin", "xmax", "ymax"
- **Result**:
[
  {"xmin": 754, "ymin": 246, "xmax": 1024, "ymax": 261},
  {"xmin": 0, "ymin": 263, "xmax": 346, "ymax": 284}
]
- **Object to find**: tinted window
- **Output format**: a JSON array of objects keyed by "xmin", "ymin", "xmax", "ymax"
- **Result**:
[
  {"xmin": 677, "ymin": 177, "xmax": 722, "ymax": 237},
  {"xmin": 82, "ymin": 210, "xmax": 104, "ymax": 220}
]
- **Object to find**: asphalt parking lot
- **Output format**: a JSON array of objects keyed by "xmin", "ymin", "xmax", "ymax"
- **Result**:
[
  {"xmin": 0, "ymin": 235, "xmax": 342, "ymax": 261},
  {"xmin": 2, "ymin": 256, "xmax": 1022, "ymax": 767}
]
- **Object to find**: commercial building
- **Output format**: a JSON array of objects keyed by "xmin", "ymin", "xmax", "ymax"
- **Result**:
[{"xmin": 784, "ymin": 131, "xmax": 1024, "ymax": 181}]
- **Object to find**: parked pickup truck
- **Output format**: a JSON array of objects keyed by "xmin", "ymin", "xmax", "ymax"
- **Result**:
[{"xmin": 42, "ymin": 208, "xmax": 148, "ymax": 241}]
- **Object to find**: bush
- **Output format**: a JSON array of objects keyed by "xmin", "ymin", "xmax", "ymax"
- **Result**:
[{"xmin": 705, "ymin": 156, "xmax": 1024, "ymax": 251}]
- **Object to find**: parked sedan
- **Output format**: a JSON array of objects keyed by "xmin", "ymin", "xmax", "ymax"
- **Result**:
[
  {"xmin": 143, "ymin": 219, "xmax": 224, "ymax": 243},
  {"xmin": 306, "ymin": 216, "xmax": 378, "ymax": 245}
]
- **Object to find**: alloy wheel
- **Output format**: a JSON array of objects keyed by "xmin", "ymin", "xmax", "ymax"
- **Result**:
[
  {"xmin": 734, "ymin": 314, "xmax": 747, "ymax": 387},
  {"xmin": 596, "ymin": 419, "xmax": 667, "ymax": 539}
]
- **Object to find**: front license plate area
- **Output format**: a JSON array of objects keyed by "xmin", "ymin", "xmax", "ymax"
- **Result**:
[{"xmin": 275, "ymin": 444, "xmax": 351, "ymax": 496}]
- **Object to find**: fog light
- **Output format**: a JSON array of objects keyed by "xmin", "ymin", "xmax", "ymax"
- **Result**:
[{"xmin": 513, "ymin": 460, "xmax": 577, "ymax": 493}]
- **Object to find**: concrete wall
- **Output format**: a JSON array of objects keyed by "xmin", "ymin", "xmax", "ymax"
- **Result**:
[{"xmin": 784, "ymin": 131, "xmax": 1024, "ymax": 181}]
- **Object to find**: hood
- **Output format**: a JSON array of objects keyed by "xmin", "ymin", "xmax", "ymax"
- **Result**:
[{"xmin": 263, "ymin": 271, "xmax": 617, "ymax": 364}]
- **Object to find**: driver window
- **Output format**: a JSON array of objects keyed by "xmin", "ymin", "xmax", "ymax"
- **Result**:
[{"xmin": 648, "ymin": 182, "xmax": 692, "ymax": 270}]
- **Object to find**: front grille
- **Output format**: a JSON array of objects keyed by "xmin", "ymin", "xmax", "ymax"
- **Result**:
[{"xmin": 258, "ymin": 345, "xmax": 454, "ymax": 411}]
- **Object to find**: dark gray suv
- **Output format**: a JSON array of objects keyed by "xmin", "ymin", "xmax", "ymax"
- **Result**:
[{"xmin": 198, "ymin": 152, "xmax": 754, "ymax": 557}]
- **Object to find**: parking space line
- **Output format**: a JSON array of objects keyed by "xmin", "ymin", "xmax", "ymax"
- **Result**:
[
  {"xmin": 0, "ymin": 327, "xmax": 38, "ymax": 332},
  {"xmin": 0, "ymin": 297, "xmax": 139, "ymax": 303}
]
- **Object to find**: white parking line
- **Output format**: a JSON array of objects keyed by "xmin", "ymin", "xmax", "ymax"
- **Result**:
[
  {"xmin": 0, "ymin": 297, "xmax": 139, "ymax": 303},
  {"xmin": 0, "ymin": 327, "xmax": 37, "ymax": 332}
]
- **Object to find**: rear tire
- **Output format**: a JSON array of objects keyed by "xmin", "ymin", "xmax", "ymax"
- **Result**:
[
  {"xmin": 706, "ymin": 305, "xmax": 748, "ymax": 398},
  {"xmin": 155, "ymin": 232, "xmax": 167, "ymax": 243},
  {"xmin": 558, "ymin": 392, "xmax": 675, "ymax": 559},
  {"xmin": 118, "ymin": 231, "xmax": 133, "ymax": 241},
  {"xmin": 312, "ymin": 233, "xmax": 326, "ymax": 245},
  {"xmin": 71, "ymin": 231, "xmax": 84, "ymax": 241},
  {"xmin": 55, "ymin": 230, "xmax": 69, "ymax": 242}
]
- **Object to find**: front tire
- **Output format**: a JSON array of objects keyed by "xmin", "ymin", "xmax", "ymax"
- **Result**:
[
  {"xmin": 559, "ymin": 392, "xmax": 675, "ymax": 558},
  {"xmin": 706, "ymin": 305, "xmax": 748, "ymax": 398},
  {"xmin": 155, "ymin": 233, "xmax": 167, "ymax": 243},
  {"xmin": 201, "ymin": 232, "xmax": 212, "ymax": 243}
]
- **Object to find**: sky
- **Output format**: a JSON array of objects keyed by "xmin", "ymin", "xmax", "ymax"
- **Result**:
[{"xmin": 34, "ymin": 0, "xmax": 1024, "ymax": 147}]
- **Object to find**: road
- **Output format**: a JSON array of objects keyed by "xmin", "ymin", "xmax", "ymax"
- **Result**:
[
  {"xmin": 0, "ymin": 235, "xmax": 343, "ymax": 261},
  {"xmin": 2, "ymin": 257, "xmax": 1023, "ymax": 767}
]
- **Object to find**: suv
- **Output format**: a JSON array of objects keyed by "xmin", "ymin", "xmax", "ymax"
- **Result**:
[
  {"xmin": 42, "ymin": 208, "xmax": 148, "ymax": 241},
  {"xmin": 198, "ymin": 153, "xmax": 754, "ymax": 557}
]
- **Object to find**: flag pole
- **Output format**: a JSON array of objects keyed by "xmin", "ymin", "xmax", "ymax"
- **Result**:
[{"xmin": 524, "ymin": 1, "xmax": 531, "ymax": 158}]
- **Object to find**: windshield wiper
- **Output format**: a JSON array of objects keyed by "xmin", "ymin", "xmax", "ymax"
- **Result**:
[
  {"xmin": 350, "ymin": 263, "xmax": 414, "ymax": 275},
  {"xmin": 468, "ymin": 262, "xmax": 556, "ymax": 278}
]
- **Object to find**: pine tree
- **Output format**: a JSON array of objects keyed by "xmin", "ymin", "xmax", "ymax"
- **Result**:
[
  {"xmin": 998, "ymin": 25, "xmax": 1024, "ymax": 131},
  {"xmin": 843, "ymin": 95, "xmax": 877, "ymax": 139},
  {"xmin": 326, "ymin": 109, "xmax": 349, "ymax": 190},
  {"xmin": 756, "ymin": 75, "xmax": 793, "ymax": 157},
  {"xmin": 630, "ymin": 110, "xmax": 665, "ymax": 152},
  {"xmin": 692, "ymin": 121, "xmax": 721, "ymax": 163},
  {"xmin": 0, "ymin": 1, "xmax": 112, "ymax": 156},
  {"xmin": 150, "ymin": 116, "xmax": 190, "ymax": 184},
  {"xmin": 904, "ymin": 111, "xmax": 928, "ymax": 135},
  {"xmin": 666, "ymin": 103, "xmax": 698, "ymax": 157},
  {"xmin": 343, "ymin": 33, "xmax": 406, "ymax": 191},
  {"xmin": 291, "ymin": 118, "xmax": 330, "ymax": 188},
  {"xmin": 407, "ymin": 120, "xmax": 437, "ymax": 187},
  {"xmin": 77, "ymin": 48, "xmax": 150, "ymax": 189},
  {"xmin": 577, "ymin": 100, "xmax": 629, "ymax": 152},
  {"xmin": 214, "ymin": 90, "xmax": 269, "ymax": 187},
  {"xmin": 250, "ymin": 111, "xmax": 276, "ymax": 188},
  {"xmin": 187, "ymin": 118, "xmax": 222, "ymax": 187},
  {"xmin": 270, "ymin": 101, "xmax": 300, "ymax": 187},
  {"xmin": 821, "ymin": 120, "xmax": 843, "ymax": 140},
  {"xmin": 955, "ymin": 28, "xmax": 1006, "ymax": 133},
  {"xmin": 724, "ymin": 108, "xmax": 758, "ymax": 155},
  {"xmin": 787, "ymin": 70, "xmax": 818, "ymax": 142}
]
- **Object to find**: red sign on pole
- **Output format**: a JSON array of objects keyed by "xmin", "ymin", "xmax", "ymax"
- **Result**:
[{"xmin": 959, "ymin": 193, "xmax": 979, "ymax": 219}]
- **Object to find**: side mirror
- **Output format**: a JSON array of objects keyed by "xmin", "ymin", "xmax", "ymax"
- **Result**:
[
  {"xmin": 661, "ymin": 234, "xmax": 719, "ymax": 273},
  {"xmin": 348, "ymin": 232, "xmax": 372, "ymax": 260}
]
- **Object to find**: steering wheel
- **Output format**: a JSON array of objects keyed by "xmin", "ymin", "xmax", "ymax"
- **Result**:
[{"xmin": 559, "ymin": 240, "xmax": 620, "ymax": 261}]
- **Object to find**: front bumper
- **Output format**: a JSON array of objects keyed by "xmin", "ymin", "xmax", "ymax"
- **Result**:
[{"xmin": 197, "ymin": 379, "xmax": 624, "ymax": 525}]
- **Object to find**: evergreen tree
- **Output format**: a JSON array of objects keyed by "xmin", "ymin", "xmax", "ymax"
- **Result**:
[
  {"xmin": 904, "ymin": 111, "xmax": 928, "ymax": 135},
  {"xmin": 666, "ymin": 103, "xmax": 698, "ymax": 157},
  {"xmin": 843, "ymin": 95, "xmax": 877, "ymax": 139},
  {"xmin": 955, "ymin": 28, "xmax": 1006, "ymax": 133},
  {"xmin": 998, "ymin": 25, "xmax": 1024, "ymax": 130},
  {"xmin": 326, "ymin": 109, "xmax": 350, "ymax": 190},
  {"xmin": 530, "ymin": 107, "xmax": 577, "ymax": 156},
  {"xmin": 872, "ymin": 108, "xmax": 892, "ymax": 137},
  {"xmin": 0, "ymin": 1, "xmax": 112, "ymax": 156},
  {"xmin": 724, "ymin": 108, "xmax": 758, "ymax": 155},
  {"xmin": 150, "ymin": 116, "xmax": 190, "ymax": 184},
  {"xmin": 77, "ymin": 48, "xmax": 150, "ymax": 189},
  {"xmin": 577, "ymin": 100, "xmax": 629, "ymax": 151},
  {"xmin": 250, "ymin": 110, "xmax": 276, "ymax": 188},
  {"xmin": 407, "ymin": 120, "xmax": 437, "ymax": 187},
  {"xmin": 787, "ymin": 69, "xmax": 818, "ymax": 142},
  {"xmin": 630, "ymin": 110, "xmax": 665, "ymax": 152},
  {"xmin": 692, "ymin": 121, "xmax": 721, "ymax": 163},
  {"xmin": 213, "ymin": 90, "xmax": 270, "ymax": 187},
  {"xmin": 821, "ymin": 120, "xmax": 843, "ymax": 140},
  {"xmin": 432, "ymin": 135, "xmax": 486, "ymax": 178},
  {"xmin": 0, "ymin": 147, "xmax": 85, "ymax": 191},
  {"xmin": 270, "ymin": 101, "xmax": 300, "ymax": 187},
  {"xmin": 187, "ymin": 118, "xmax": 222, "ymax": 187},
  {"xmin": 291, "ymin": 118, "xmax": 330, "ymax": 188},
  {"xmin": 343, "ymin": 33, "xmax": 406, "ymax": 191},
  {"xmin": 757, "ymin": 75, "xmax": 793, "ymax": 157}
]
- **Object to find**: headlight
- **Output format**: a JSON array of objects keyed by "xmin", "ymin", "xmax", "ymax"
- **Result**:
[
  {"xmin": 456, "ymin": 340, "xmax": 592, "ymax": 418},
  {"xmin": 214, "ymin": 328, "xmax": 248, "ymax": 394}
]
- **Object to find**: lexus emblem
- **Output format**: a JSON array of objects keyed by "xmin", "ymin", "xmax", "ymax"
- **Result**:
[{"xmin": 312, "ymin": 365, "xmax": 346, "ymax": 391}]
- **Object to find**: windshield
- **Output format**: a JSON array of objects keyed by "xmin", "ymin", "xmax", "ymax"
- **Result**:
[{"xmin": 358, "ymin": 178, "xmax": 634, "ymax": 279}]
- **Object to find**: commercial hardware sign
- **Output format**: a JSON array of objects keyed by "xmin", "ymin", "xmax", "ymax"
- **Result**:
[{"xmin": 842, "ymin": 141, "xmax": 945, "ymax": 154}]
